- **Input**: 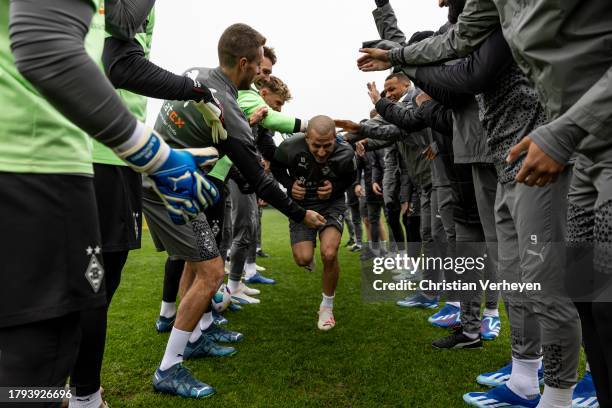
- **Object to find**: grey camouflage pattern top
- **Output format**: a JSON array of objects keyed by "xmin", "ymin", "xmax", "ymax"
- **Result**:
[{"xmin": 476, "ymin": 63, "xmax": 548, "ymax": 184}]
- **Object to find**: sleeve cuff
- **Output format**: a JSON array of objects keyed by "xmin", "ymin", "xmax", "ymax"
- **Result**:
[
  {"xmin": 529, "ymin": 118, "xmax": 588, "ymax": 165},
  {"xmin": 288, "ymin": 207, "xmax": 307, "ymax": 224},
  {"xmin": 389, "ymin": 48, "xmax": 403, "ymax": 66}
]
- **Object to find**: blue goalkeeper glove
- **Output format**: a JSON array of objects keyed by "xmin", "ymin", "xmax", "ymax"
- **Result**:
[{"xmin": 114, "ymin": 124, "xmax": 221, "ymax": 224}]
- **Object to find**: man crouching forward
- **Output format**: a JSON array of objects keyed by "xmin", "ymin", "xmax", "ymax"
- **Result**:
[{"xmin": 272, "ymin": 116, "xmax": 357, "ymax": 330}]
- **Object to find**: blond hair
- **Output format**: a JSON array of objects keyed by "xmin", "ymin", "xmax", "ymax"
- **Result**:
[{"xmin": 255, "ymin": 75, "xmax": 292, "ymax": 102}]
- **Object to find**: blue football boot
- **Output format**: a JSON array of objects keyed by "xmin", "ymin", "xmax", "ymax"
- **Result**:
[
  {"xmin": 464, "ymin": 384, "xmax": 540, "ymax": 408},
  {"xmin": 428, "ymin": 303, "xmax": 461, "ymax": 328},
  {"xmin": 212, "ymin": 310, "xmax": 228, "ymax": 325},
  {"xmin": 480, "ymin": 316, "xmax": 501, "ymax": 341},
  {"xmin": 244, "ymin": 272, "xmax": 276, "ymax": 284},
  {"xmin": 183, "ymin": 335, "xmax": 237, "ymax": 359},
  {"xmin": 396, "ymin": 292, "xmax": 438, "ymax": 309},
  {"xmin": 477, "ymin": 362, "xmax": 544, "ymax": 388},
  {"xmin": 572, "ymin": 372, "xmax": 599, "ymax": 408},
  {"xmin": 155, "ymin": 315, "xmax": 175, "ymax": 333},
  {"xmin": 152, "ymin": 363, "xmax": 215, "ymax": 399},
  {"xmin": 202, "ymin": 324, "xmax": 243, "ymax": 343}
]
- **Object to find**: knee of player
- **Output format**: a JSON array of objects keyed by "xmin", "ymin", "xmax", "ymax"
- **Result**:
[
  {"xmin": 211, "ymin": 264, "xmax": 226, "ymax": 284},
  {"xmin": 194, "ymin": 259, "xmax": 225, "ymax": 284},
  {"xmin": 293, "ymin": 252, "xmax": 313, "ymax": 267},
  {"xmin": 320, "ymin": 247, "xmax": 338, "ymax": 264}
]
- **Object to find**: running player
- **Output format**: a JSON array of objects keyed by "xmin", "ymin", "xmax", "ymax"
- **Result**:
[{"xmin": 272, "ymin": 116, "xmax": 357, "ymax": 330}]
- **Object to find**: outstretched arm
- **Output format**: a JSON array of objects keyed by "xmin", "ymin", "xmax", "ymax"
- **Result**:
[
  {"xmin": 372, "ymin": 1, "xmax": 406, "ymax": 45},
  {"xmin": 238, "ymin": 90, "xmax": 305, "ymax": 134},
  {"xmin": 414, "ymin": 29, "xmax": 513, "ymax": 96},
  {"xmin": 105, "ymin": 0, "xmax": 156, "ymax": 41},
  {"xmin": 357, "ymin": 0, "xmax": 499, "ymax": 72},
  {"xmin": 374, "ymin": 98, "xmax": 428, "ymax": 132},
  {"xmin": 103, "ymin": 36, "xmax": 214, "ymax": 102}
]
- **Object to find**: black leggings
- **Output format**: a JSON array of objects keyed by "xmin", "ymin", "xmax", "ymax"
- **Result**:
[
  {"xmin": 366, "ymin": 202, "xmax": 384, "ymax": 251},
  {"xmin": 386, "ymin": 207, "xmax": 405, "ymax": 252},
  {"xmin": 575, "ymin": 301, "xmax": 612, "ymax": 407},
  {"xmin": 163, "ymin": 258, "xmax": 185, "ymax": 303},
  {"xmin": 404, "ymin": 213, "xmax": 421, "ymax": 243},
  {"xmin": 0, "ymin": 313, "xmax": 81, "ymax": 408},
  {"xmin": 70, "ymin": 251, "xmax": 128, "ymax": 397}
]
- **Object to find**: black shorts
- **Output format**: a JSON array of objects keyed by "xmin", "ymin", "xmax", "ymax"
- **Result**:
[
  {"xmin": 143, "ymin": 185, "xmax": 221, "ymax": 263},
  {"xmin": 0, "ymin": 173, "xmax": 106, "ymax": 328},
  {"xmin": 289, "ymin": 197, "xmax": 346, "ymax": 245},
  {"xmin": 93, "ymin": 164, "xmax": 142, "ymax": 252}
]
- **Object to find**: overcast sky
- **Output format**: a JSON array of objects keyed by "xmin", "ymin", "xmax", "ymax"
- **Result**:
[{"xmin": 145, "ymin": 0, "xmax": 448, "ymax": 126}]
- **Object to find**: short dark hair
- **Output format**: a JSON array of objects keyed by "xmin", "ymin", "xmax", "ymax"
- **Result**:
[
  {"xmin": 218, "ymin": 23, "xmax": 266, "ymax": 67},
  {"xmin": 263, "ymin": 46, "xmax": 277, "ymax": 65},
  {"xmin": 307, "ymin": 115, "xmax": 336, "ymax": 137},
  {"xmin": 385, "ymin": 72, "xmax": 410, "ymax": 83}
]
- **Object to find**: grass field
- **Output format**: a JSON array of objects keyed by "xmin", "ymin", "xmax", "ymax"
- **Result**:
[{"xmin": 103, "ymin": 208, "xmax": 516, "ymax": 407}]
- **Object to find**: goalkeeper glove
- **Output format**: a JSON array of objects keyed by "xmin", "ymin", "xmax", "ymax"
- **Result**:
[
  {"xmin": 114, "ymin": 123, "xmax": 221, "ymax": 224},
  {"xmin": 191, "ymin": 79, "xmax": 227, "ymax": 145}
]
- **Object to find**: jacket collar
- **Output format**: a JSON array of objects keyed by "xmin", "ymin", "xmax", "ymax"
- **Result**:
[{"xmin": 212, "ymin": 67, "xmax": 238, "ymax": 98}]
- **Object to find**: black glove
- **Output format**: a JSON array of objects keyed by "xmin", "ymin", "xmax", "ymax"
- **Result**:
[
  {"xmin": 375, "ymin": 0, "xmax": 389, "ymax": 7},
  {"xmin": 189, "ymin": 79, "xmax": 213, "ymax": 102}
]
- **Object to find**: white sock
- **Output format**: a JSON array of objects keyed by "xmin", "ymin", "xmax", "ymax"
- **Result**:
[
  {"xmin": 189, "ymin": 323, "xmax": 202, "ymax": 343},
  {"xmin": 199, "ymin": 311, "xmax": 214, "ymax": 331},
  {"xmin": 159, "ymin": 328, "xmax": 191, "ymax": 371},
  {"xmin": 585, "ymin": 362, "xmax": 590, "ymax": 373},
  {"xmin": 483, "ymin": 308, "xmax": 500, "ymax": 317},
  {"xmin": 69, "ymin": 390, "xmax": 101, "ymax": 408},
  {"xmin": 244, "ymin": 262, "xmax": 257, "ymax": 279},
  {"xmin": 537, "ymin": 385, "xmax": 574, "ymax": 408},
  {"xmin": 159, "ymin": 301, "xmax": 176, "ymax": 318},
  {"xmin": 227, "ymin": 279, "xmax": 240, "ymax": 294},
  {"xmin": 320, "ymin": 293, "xmax": 334, "ymax": 309},
  {"xmin": 507, "ymin": 357, "xmax": 542, "ymax": 400},
  {"xmin": 447, "ymin": 301, "xmax": 460, "ymax": 308}
]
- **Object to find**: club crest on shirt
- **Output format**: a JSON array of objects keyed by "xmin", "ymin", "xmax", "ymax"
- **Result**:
[
  {"xmin": 298, "ymin": 156, "xmax": 308, "ymax": 170},
  {"xmin": 84, "ymin": 245, "xmax": 104, "ymax": 293},
  {"xmin": 211, "ymin": 219, "xmax": 221, "ymax": 237}
]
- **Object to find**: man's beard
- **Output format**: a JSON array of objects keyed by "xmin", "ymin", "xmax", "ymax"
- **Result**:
[{"xmin": 238, "ymin": 76, "xmax": 255, "ymax": 90}]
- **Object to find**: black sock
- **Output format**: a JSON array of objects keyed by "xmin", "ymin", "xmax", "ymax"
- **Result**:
[{"xmin": 162, "ymin": 258, "xmax": 184, "ymax": 303}]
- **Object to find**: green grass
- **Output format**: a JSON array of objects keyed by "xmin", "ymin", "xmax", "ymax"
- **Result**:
[{"xmin": 104, "ymin": 209, "xmax": 514, "ymax": 407}]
